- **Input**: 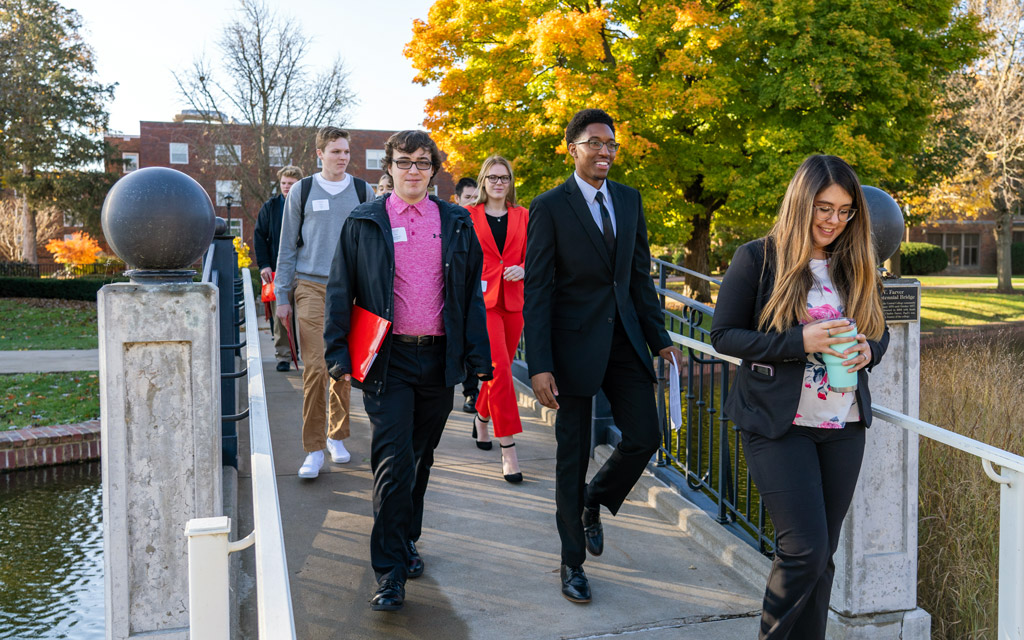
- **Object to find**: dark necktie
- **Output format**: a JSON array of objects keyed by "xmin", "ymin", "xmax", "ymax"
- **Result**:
[{"xmin": 595, "ymin": 191, "xmax": 615, "ymax": 262}]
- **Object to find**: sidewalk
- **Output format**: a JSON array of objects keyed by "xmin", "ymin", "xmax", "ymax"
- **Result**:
[
  {"xmin": 0, "ymin": 349, "xmax": 98, "ymax": 374},
  {"xmin": 245, "ymin": 323, "xmax": 762, "ymax": 640}
]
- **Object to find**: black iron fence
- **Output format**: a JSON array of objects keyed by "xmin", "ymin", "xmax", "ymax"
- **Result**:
[
  {"xmin": 0, "ymin": 261, "xmax": 125, "ymax": 278},
  {"xmin": 512, "ymin": 258, "xmax": 774, "ymax": 555}
]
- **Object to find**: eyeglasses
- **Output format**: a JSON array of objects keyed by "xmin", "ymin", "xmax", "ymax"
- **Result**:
[
  {"xmin": 393, "ymin": 158, "xmax": 433, "ymax": 171},
  {"xmin": 573, "ymin": 138, "xmax": 620, "ymax": 152},
  {"xmin": 485, "ymin": 175, "xmax": 511, "ymax": 184},
  {"xmin": 813, "ymin": 205, "xmax": 857, "ymax": 222}
]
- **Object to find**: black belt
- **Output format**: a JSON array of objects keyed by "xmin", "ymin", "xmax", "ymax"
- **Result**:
[{"xmin": 392, "ymin": 334, "xmax": 444, "ymax": 345}]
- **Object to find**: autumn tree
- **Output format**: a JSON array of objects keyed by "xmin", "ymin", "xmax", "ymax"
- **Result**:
[
  {"xmin": 174, "ymin": 0, "xmax": 356, "ymax": 221},
  {"xmin": 0, "ymin": 0, "xmax": 115, "ymax": 264},
  {"xmin": 407, "ymin": 0, "xmax": 983, "ymax": 300}
]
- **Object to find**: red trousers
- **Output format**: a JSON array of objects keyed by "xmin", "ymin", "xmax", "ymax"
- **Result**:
[{"xmin": 476, "ymin": 305, "xmax": 524, "ymax": 437}]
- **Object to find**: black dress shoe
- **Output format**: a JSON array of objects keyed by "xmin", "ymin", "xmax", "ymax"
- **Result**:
[
  {"xmin": 276, "ymin": 361, "xmax": 290, "ymax": 372},
  {"xmin": 407, "ymin": 540, "xmax": 424, "ymax": 579},
  {"xmin": 462, "ymin": 393, "xmax": 477, "ymax": 413},
  {"xmin": 471, "ymin": 415, "xmax": 493, "ymax": 450},
  {"xmin": 370, "ymin": 579, "xmax": 405, "ymax": 611},
  {"xmin": 560, "ymin": 564, "xmax": 591, "ymax": 603},
  {"xmin": 582, "ymin": 506, "xmax": 604, "ymax": 556}
]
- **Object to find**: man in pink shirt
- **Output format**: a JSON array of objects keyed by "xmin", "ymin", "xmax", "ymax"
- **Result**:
[{"xmin": 323, "ymin": 130, "xmax": 492, "ymax": 612}]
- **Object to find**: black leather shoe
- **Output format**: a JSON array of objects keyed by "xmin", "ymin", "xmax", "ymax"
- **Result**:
[
  {"xmin": 582, "ymin": 506, "xmax": 604, "ymax": 556},
  {"xmin": 370, "ymin": 579, "xmax": 405, "ymax": 611},
  {"xmin": 560, "ymin": 564, "xmax": 591, "ymax": 603},
  {"xmin": 407, "ymin": 540, "xmax": 424, "ymax": 579},
  {"xmin": 276, "ymin": 361, "xmax": 290, "ymax": 372},
  {"xmin": 462, "ymin": 393, "xmax": 477, "ymax": 413}
]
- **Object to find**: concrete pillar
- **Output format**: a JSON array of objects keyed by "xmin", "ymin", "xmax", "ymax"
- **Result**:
[
  {"xmin": 100, "ymin": 282, "xmax": 222, "ymax": 640},
  {"xmin": 827, "ymin": 279, "xmax": 930, "ymax": 639}
]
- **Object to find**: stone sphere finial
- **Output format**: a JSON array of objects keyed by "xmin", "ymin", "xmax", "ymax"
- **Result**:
[
  {"xmin": 863, "ymin": 186, "xmax": 905, "ymax": 264},
  {"xmin": 101, "ymin": 167, "xmax": 216, "ymax": 283}
]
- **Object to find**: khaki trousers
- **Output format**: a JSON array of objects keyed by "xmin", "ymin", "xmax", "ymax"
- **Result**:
[
  {"xmin": 294, "ymin": 279, "xmax": 351, "ymax": 452},
  {"xmin": 268, "ymin": 299, "xmax": 290, "ymax": 361}
]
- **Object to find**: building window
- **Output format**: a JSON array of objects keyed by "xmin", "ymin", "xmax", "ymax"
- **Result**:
[
  {"xmin": 1013, "ymin": 231, "xmax": 1024, "ymax": 244},
  {"xmin": 228, "ymin": 219, "xmax": 243, "ymax": 238},
  {"xmin": 269, "ymin": 146, "xmax": 291, "ymax": 167},
  {"xmin": 429, "ymin": 185, "xmax": 439, "ymax": 197},
  {"xmin": 215, "ymin": 180, "xmax": 241, "ymax": 207},
  {"xmin": 366, "ymin": 149, "xmax": 385, "ymax": 170},
  {"xmin": 122, "ymin": 152, "xmax": 139, "ymax": 173},
  {"xmin": 215, "ymin": 144, "xmax": 242, "ymax": 166},
  {"xmin": 169, "ymin": 143, "xmax": 189, "ymax": 164},
  {"xmin": 316, "ymin": 156, "xmax": 323, "ymax": 169},
  {"xmin": 926, "ymin": 232, "xmax": 980, "ymax": 267}
]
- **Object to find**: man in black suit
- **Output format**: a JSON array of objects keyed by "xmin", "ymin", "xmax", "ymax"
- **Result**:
[{"xmin": 524, "ymin": 108, "xmax": 684, "ymax": 603}]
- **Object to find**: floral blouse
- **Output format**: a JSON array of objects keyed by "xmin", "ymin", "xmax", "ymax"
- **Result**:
[{"xmin": 792, "ymin": 259, "xmax": 860, "ymax": 429}]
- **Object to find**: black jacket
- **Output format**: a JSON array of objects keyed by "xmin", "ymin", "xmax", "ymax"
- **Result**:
[
  {"xmin": 523, "ymin": 175, "xmax": 671, "ymax": 396},
  {"xmin": 253, "ymin": 193, "xmax": 284, "ymax": 270},
  {"xmin": 709, "ymin": 237, "xmax": 890, "ymax": 439},
  {"xmin": 323, "ymin": 194, "xmax": 493, "ymax": 394}
]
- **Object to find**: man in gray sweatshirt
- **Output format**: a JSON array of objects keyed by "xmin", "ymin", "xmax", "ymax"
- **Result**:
[{"xmin": 274, "ymin": 126, "xmax": 375, "ymax": 479}]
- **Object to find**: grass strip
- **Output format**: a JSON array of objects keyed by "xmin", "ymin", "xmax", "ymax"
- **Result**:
[
  {"xmin": 0, "ymin": 298, "xmax": 97, "ymax": 351},
  {"xmin": 0, "ymin": 371, "xmax": 100, "ymax": 430},
  {"xmin": 920, "ymin": 290, "xmax": 1024, "ymax": 331}
]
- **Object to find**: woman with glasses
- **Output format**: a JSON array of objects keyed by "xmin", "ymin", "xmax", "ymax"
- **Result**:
[
  {"xmin": 710, "ymin": 155, "xmax": 890, "ymax": 639},
  {"xmin": 465, "ymin": 155, "xmax": 529, "ymax": 483}
]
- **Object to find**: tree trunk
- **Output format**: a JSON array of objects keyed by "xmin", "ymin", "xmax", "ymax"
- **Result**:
[
  {"xmin": 884, "ymin": 246, "xmax": 901, "ymax": 277},
  {"xmin": 995, "ymin": 208, "xmax": 1014, "ymax": 292},
  {"xmin": 682, "ymin": 209, "xmax": 712, "ymax": 303},
  {"xmin": 19, "ymin": 191, "xmax": 37, "ymax": 265}
]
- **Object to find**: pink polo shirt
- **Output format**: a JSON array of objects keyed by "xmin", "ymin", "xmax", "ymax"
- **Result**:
[{"xmin": 386, "ymin": 194, "xmax": 445, "ymax": 336}]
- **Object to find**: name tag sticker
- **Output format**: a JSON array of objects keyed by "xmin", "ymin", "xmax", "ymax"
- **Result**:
[
  {"xmin": 392, "ymin": 227, "xmax": 408, "ymax": 243},
  {"xmin": 481, "ymin": 280, "xmax": 487, "ymax": 292},
  {"xmin": 311, "ymin": 199, "xmax": 330, "ymax": 212}
]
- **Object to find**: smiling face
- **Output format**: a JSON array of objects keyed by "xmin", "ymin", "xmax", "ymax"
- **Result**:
[
  {"xmin": 569, "ymin": 123, "xmax": 616, "ymax": 189},
  {"xmin": 484, "ymin": 163, "xmax": 510, "ymax": 205},
  {"xmin": 811, "ymin": 183, "xmax": 853, "ymax": 258},
  {"xmin": 317, "ymin": 137, "xmax": 350, "ymax": 181},
  {"xmin": 391, "ymin": 147, "xmax": 433, "ymax": 204}
]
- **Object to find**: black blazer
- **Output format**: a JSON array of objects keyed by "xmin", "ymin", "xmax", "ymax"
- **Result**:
[
  {"xmin": 523, "ymin": 175, "xmax": 670, "ymax": 397},
  {"xmin": 709, "ymin": 238, "xmax": 890, "ymax": 439},
  {"xmin": 253, "ymin": 193, "xmax": 284, "ymax": 271}
]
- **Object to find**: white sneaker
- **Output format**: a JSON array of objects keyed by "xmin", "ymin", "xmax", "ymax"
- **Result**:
[
  {"xmin": 298, "ymin": 450, "xmax": 324, "ymax": 479},
  {"xmin": 327, "ymin": 438, "xmax": 351, "ymax": 464}
]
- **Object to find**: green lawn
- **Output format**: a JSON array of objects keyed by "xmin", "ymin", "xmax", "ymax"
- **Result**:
[
  {"xmin": 920, "ymin": 290, "xmax": 1024, "ymax": 331},
  {"xmin": 0, "ymin": 298, "xmax": 97, "ymax": 350},
  {"xmin": 917, "ymin": 275, "xmax": 1024, "ymax": 288},
  {"xmin": 0, "ymin": 371, "xmax": 100, "ymax": 429}
]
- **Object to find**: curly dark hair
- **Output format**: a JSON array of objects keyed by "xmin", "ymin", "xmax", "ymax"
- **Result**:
[
  {"xmin": 382, "ymin": 130, "xmax": 443, "ymax": 183},
  {"xmin": 565, "ymin": 109, "xmax": 615, "ymax": 145}
]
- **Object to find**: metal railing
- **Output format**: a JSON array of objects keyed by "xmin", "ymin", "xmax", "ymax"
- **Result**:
[{"xmin": 185, "ymin": 264, "xmax": 296, "ymax": 639}]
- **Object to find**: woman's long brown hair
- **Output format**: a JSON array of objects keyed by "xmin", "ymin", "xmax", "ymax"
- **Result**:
[{"xmin": 758, "ymin": 155, "xmax": 885, "ymax": 340}]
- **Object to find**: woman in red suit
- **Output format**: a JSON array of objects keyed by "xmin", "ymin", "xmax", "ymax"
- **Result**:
[{"xmin": 466, "ymin": 155, "xmax": 528, "ymax": 483}]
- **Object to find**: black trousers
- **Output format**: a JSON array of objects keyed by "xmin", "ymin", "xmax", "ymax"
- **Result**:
[
  {"xmin": 362, "ymin": 341, "xmax": 453, "ymax": 583},
  {"xmin": 555, "ymin": 321, "xmax": 661, "ymax": 567},
  {"xmin": 462, "ymin": 371, "xmax": 479, "ymax": 397},
  {"xmin": 741, "ymin": 423, "xmax": 866, "ymax": 640}
]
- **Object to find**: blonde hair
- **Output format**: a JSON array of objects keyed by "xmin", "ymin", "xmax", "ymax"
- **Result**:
[
  {"xmin": 759, "ymin": 155, "xmax": 885, "ymax": 340},
  {"xmin": 474, "ymin": 155, "xmax": 517, "ymax": 207}
]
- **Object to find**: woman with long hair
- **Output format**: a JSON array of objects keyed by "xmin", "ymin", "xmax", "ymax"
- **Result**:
[
  {"xmin": 710, "ymin": 155, "xmax": 890, "ymax": 639},
  {"xmin": 466, "ymin": 155, "xmax": 529, "ymax": 483}
]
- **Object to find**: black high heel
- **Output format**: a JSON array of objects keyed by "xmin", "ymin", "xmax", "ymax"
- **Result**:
[
  {"xmin": 500, "ymin": 443, "xmax": 523, "ymax": 484},
  {"xmin": 472, "ymin": 415, "xmax": 493, "ymax": 450}
]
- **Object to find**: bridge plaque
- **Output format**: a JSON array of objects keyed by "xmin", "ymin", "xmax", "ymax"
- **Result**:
[{"xmin": 881, "ymin": 279, "xmax": 920, "ymax": 324}]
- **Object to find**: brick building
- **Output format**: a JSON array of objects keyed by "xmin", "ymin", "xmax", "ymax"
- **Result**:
[
  {"xmin": 105, "ymin": 116, "xmax": 456, "ymax": 249},
  {"xmin": 906, "ymin": 214, "xmax": 1024, "ymax": 274}
]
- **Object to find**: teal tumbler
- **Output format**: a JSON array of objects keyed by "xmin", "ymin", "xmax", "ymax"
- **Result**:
[{"xmin": 821, "ymin": 322, "xmax": 859, "ymax": 393}]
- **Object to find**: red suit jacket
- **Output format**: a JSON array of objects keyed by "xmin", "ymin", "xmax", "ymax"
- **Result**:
[{"xmin": 468, "ymin": 203, "xmax": 529, "ymax": 312}]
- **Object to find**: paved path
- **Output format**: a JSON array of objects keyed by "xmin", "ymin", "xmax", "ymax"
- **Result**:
[
  {"xmin": 0, "ymin": 349, "xmax": 99, "ymax": 374},
  {"xmin": 240, "ymin": 322, "xmax": 762, "ymax": 639}
]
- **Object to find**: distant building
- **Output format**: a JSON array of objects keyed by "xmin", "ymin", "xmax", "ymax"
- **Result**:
[
  {"xmin": 105, "ymin": 116, "xmax": 456, "ymax": 249},
  {"xmin": 906, "ymin": 213, "xmax": 1024, "ymax": 274}
]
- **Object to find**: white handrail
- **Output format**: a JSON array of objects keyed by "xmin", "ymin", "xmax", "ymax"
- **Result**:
[
  {"xmin": 240, "ymin": 273, "xmax": 297, "ymax": 639},
  {"xmin": 667, "ymin": 328, "xmax": 1024, "ymax": 640}
]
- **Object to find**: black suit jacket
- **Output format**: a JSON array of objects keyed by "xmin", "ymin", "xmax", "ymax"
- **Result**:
[
  {"xmin": 253, "ymin": 193, "xmax": 284, "ymax": 271},
  {"xmin": 523, "ymin": 175, "xmax": 671, "ymax": 397},
  {"xmin": 709, "ymin": 237, "xmax": 890, "ymax": 438}
]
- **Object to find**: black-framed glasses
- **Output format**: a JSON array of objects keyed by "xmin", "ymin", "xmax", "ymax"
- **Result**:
[
  {"xmin": 393, "ymin": 158, "xmax": 433, "ymax": 171},
  {"xmin": 813, "ymin": 205, "xmax": 857, "ymax": 222},
  {"xmin": 573, "ymin": 138, "xmax": 620, "ymax": 152},
  {"xmin": 485, "ymin": 175, "xmax": 511, "ymax": 184}
]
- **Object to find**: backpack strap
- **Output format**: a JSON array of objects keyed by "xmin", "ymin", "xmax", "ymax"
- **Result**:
[
  {"xmin": 352, "ymin": 176, "xmax": 368, "ymax": 204},
  {"xmin": 295, "ymin": 175, "xmax": 314, "ymax": 249}
]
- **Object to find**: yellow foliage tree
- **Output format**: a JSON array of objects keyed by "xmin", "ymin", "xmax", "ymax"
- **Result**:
[
  {"xmin": 233, "ymin": 236, "xmax": 252, "ymax": 269},
  {"xmin": 44, "ymin": 231, "xmax": 101, "ymax": 269}
]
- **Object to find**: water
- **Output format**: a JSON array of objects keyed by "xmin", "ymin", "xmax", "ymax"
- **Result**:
[{"xmin": 0, "ymin": 462, "xmax": 104, "ymax": 640}]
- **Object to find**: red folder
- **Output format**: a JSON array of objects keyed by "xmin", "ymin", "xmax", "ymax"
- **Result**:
[{"xmin": 348, "ymin": 305, "xmax": 392, "ymax": 382}]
